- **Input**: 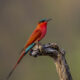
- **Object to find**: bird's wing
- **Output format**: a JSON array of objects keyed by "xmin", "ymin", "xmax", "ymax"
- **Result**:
[
  {"xmin": 24, "ymin": 29, "xmax": 42, "ymax": 49},
  {"xmin": 19, "ymin": 29, "xmax": 41, "ymax": 55}
]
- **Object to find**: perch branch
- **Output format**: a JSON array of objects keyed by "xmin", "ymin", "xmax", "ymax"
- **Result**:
[{"xmin": 29, "ymin": 43, "xmax": 72, "ymax": 80}]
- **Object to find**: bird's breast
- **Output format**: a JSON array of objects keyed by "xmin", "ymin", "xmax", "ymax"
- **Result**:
[{"xmin": 39, "ymin": 26, "xmax": 47, "ymax": 41}]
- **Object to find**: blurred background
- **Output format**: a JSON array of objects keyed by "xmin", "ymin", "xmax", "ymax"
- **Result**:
[{"xmin": 0, "ymin": 0, "xmax": 80, "ymax": 80}]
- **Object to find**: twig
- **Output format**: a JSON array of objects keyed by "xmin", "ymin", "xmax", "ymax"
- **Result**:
[{"xmin": 29, "ymin": 43, "xmax": 72, "ymax": 80}]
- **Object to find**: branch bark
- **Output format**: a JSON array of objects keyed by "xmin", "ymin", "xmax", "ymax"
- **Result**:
[{"xmin": 29, "ymin": 43, "xmax": 72, "ymax": 80}]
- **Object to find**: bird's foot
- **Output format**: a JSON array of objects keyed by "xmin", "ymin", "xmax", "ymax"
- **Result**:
[{"xmin": 29, "ymin": 49, "xmax": 39, "ymax": 57}]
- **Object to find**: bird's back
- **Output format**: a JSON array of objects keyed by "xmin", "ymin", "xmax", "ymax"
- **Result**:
[{"xmin": 24, "ymin": 27, "xmax": 42, "ymax": 49}]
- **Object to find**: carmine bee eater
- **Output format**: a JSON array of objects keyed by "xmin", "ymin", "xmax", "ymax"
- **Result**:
[{"xmin": 7, "ymin": 18, "xmax": 52, "ymax": 80}]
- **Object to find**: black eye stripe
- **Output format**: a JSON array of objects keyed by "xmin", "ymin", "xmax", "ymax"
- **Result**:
[{"xmin": 39, "ymin": 19, "xmax": 46, "ymax": 23}]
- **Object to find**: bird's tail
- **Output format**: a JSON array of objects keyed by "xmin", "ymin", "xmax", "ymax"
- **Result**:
[{"xmin": 6, "ymin": 43, "xmax": 35, "ymax": 80}]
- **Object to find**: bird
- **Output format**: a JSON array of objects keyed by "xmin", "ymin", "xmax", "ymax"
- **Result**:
[{"xmin": 6, "ymin": 18, "xmax": 52, "ymax": 80}]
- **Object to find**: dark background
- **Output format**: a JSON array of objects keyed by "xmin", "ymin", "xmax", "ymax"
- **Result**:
[{"xmin": 0, "ymin": 0, "xmax": 80, "ymax": 80}]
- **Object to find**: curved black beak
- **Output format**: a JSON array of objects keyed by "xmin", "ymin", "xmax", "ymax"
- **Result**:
[{"xmin": 46, "ymin": 18, "xmax": 52, "ymax": 22}]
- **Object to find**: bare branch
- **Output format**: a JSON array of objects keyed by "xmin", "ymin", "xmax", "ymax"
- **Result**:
[{"xmin": 29, "ymin": 43, "xmax": 72, "ymax": 80}]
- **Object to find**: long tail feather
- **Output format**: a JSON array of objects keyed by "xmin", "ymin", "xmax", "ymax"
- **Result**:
[
  {"xmin": 6, "ymin": 43, "xmax": 35, "ymax": 80},
  {"xmin": 6, "ymin": 51, "xmax": 25, "ymax": 80}
]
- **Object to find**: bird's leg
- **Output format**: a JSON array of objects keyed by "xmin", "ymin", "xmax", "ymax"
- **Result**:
[{"xmin": 37, "ymin": 41, "xmax": 40, "ymax": 49}]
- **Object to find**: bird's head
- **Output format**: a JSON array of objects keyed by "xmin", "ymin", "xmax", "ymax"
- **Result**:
[{"xmin": 38, "ymin": 18, "xmax": 52, "ymax": 25}]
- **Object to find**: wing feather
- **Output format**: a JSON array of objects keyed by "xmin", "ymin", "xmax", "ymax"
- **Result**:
[{"xmin": 24, "ymin": 29, "xmax": 41, "ymax": 49}]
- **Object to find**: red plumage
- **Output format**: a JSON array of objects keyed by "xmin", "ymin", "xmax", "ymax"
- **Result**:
[{"xmin": 7, "ymin": 19, "xmax": 51, "ymax": 80}]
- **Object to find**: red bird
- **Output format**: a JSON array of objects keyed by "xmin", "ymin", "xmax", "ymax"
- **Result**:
[{"xmin": 7, "ymin": 18, "xmax": 52, "ymax": 80}]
